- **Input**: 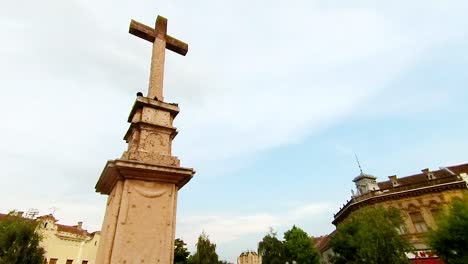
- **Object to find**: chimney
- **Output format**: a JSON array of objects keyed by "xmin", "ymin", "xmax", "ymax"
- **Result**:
[
  {"xmin": 388, "ymin": 175, "xmax": 399, "ymax": 187},
  {"xmin": 77, "ymin": 221, "xmax": 83, "ymax": 230}
]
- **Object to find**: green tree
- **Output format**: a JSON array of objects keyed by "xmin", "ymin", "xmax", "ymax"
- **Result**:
[
  {"xmin": 188, "ymin": 232, "xmax": 219, "ymax": 264},
  {"xmin": 283, "ymin": 225, "xmax": 320, "ymax": 264},
  {"xmin": 427, "ymin": 196, "xmax": 468, "ymax": 264},
  {"xmin": 258, "ymin": 228, "xmax": 285, "ymax": 264},
  {"xmin": 330, "ymin": 206, "xmax": 412, "ymax": 264},
  {"xmin": 0, "ymin": 212, "xmax": 46, "ymax": 264},
  {"xmin": 174, "ymin": 238, "xmax": 190, "ymax": 264}
]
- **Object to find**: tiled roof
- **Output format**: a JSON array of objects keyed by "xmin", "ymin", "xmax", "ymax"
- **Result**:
[
  {"xmin": 313, "ymin": 236, "xmax": 329, "ymax": 250},
  {"xmin": 56, "ymin": 223, "xmax": 90, "ymax": 236},
  {"xmin": 377, "ymin": 163, "xmax": 468, "ymax": 190},
  {"xmin": 313, "ymin": 231, "xmax": 335, "ymax": 252},
  {"xmin": 36, "ymin": 214, "xmax": 96, "ymax": 237},
  {"xmin": 448, "ymin": 163, "xmax": 468, "ymax": 174},
  {"xmin": 1, "ymin": 212, "xmax": 98, "ymax": 237}
]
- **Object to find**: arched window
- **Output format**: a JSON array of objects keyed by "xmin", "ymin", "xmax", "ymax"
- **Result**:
[{"xmin": 409, "ymin": 212, "xmax": 428, "ymax": 233}]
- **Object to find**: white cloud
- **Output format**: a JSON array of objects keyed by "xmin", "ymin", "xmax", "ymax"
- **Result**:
[
  {"xmin": 177, "ymin": 202, "xmax": 334, "ymax": 249},
  {"xmin": 2, "ymin": 0, "xmax": 467, "ymax": 171},
  {"xmin": 168, "ymin": 1, "xmax": 468, "ymax": 166}
]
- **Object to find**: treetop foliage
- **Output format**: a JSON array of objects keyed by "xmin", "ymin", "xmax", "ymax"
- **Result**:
[
  {"xmin": 258, "ymin": 226, "xmax": 320, "ymax": 264},
  {"xmin": 283, "ymin": 225, "xmax": 320, "ymax": 264},
  {"xmin": 427, "ymin": 196, "xmax": 468, "ymax": 264},
  {"xmin": 0, "ymin": 212, "xmax": 46, "ymax": 264},
  {"xmin": 258, "ymin": 228, "xmax": 286, "ymax": 264},
  {"xmin": 188, "ymin": 232, "xmax": 219, "ymax": 264},
  {"xmin": 174, "ymin": 238, "xmax": 190, "ymax": 264},
  {"xmin": 330, "ymin": 206, "xmax": 412, "ymax": 264}
]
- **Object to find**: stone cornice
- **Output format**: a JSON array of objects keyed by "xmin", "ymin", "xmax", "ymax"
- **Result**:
[
  {"xmin": 128, "ymin": 96, "xmax": 180, "ymax": 122},
  {"xmin": 95, "ymin": 159, "xmax": 195, "ymax": 195},
  {"xmin": 333, "ymin": 181, "xmax": 467, "ymax": 225}
]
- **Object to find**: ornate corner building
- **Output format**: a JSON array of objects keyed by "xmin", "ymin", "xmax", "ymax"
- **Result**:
[{"xmin": 321, "ymin": 163, "xmax": 468, "ymax": 264}]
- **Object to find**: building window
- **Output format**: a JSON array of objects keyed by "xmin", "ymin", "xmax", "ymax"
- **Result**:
[
  {"xmin": 396, "ymin": 224, "xmax": 407, "ymax": 234},
  {"xmin": 82, "ymin": 261, "xmax": 88, "ymax": 264},
  {"xmin": 66, "ymin": 260, "xmax": 73, "ymax": 264},
  {"xmin": 409, "ymin": 212, "xmax": 428, "ymax": 233},
  {"xmin": 49, "ymin": 259, "xmax": 58, "ymax": 264}
]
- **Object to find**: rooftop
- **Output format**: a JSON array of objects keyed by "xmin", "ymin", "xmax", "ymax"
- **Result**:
[
  {"xmin": 0, "ymin": 212, "xmax": 99, "ymax": 237},
  {"xmin": 333, "ymin": 162, "xmax": 468, "ymax": 225}
]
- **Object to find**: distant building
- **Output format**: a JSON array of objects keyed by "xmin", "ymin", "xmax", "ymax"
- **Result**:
[
  {"xmin": 0, "ymin": 213, "xmax": 100, "ymax": 264},
  {"xmin": 238, "ymin": 251, "xmax": 261, "ymax": 264},
  {"xmin": 314, "ymin": 234, "xmax": 334, "ymax": 264},
  {"xmin": 318, "ymin": 163, "xmax": 468, "ymax": 264}
]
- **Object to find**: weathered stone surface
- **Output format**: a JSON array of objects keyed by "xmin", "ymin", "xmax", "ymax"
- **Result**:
[
  {"xmin": 129, "ymin": 16, "xmax": 188, "ymax": 101},
  {"xmin": 96, "ymin": 179, "xmax": 179, "ymax": 264},
  {"xmin": 95, "ymin": 158, "xmax": 193, "ymax": 263},
  {"xmin": 95, "ymin": 15, "xmax": 193, "ymax": 264}
]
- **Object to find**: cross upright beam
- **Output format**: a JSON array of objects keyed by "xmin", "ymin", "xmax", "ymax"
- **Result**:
[{"xmin": 129, "ymin": 15, "xmax": 188, "ymax": 101}]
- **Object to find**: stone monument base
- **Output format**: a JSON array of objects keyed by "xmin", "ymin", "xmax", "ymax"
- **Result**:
[{"xmin": 95, "ymin": 159, "xmax": 193, "ymax": 264}]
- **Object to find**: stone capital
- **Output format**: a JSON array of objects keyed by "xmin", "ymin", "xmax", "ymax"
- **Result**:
[{"xmin": 95, "ymin": 159, "xmax": 195, "ymax": 195}]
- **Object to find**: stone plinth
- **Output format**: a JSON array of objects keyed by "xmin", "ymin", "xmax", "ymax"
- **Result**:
[{"xmin": 95, "ymin": 96, "xmax": 194, "ymax": 264}]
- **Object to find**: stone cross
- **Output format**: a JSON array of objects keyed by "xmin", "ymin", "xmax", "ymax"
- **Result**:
[{"xmin": 129, "ymin": 15, "xmax": 188, "ymax": 101}]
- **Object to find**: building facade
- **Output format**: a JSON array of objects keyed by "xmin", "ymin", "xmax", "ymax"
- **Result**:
[
  {"xmin": 320, "ymin": 163, "xmax": 468, "ymax": 263},
  {"xmin": 37, "ymin": 214, "xmax": 100, "ymax": 264},
  {"xmin": 238, "ymin": 251, "xmax": 261, "ymax": 264},
  {"xmin": 0, "ymin": 213, "xmax": 100, "ymax": 264},
  {"xmin": 314, "ymin": 234, "xmax": 333, "ymax": 264}
]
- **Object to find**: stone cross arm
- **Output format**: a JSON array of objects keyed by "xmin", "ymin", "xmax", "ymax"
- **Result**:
[
  {"xmin": 128, "ymin": 15, "xmax": 188, "ymax": 101},
  {"xmin": 129, "ymin": 18, "xmax": 188, "ymax": 56}
]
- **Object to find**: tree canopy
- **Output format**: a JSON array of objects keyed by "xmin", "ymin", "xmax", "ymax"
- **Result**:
[
  {"xmin": 330, "ymin": 206, "xmax": 412, "ymax": 264},
  {"xmin": 174, "ymin": 238, "xmax": 190, "ymax": 264},
  {"xmin": 0, "ymin": 213, "xmax": 46, "ymax": 264},
  {"xmin": 258, "ymin": 228, "xmax": 286, "ymax": 264},
  {"xmin": 188, "ymin": 232, "xmax": 219, "ymax": 264},
  {"xmin": 283, "ymin": 225, "xmax": 320, "ymax": 264},
  {"xmin": 427, "ymin": 196, "xmax": 468, "ymax": 264}
]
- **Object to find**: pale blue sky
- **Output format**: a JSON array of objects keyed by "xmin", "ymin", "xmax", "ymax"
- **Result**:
[{"xmin": 1, "ymin": 0, "xmax": 468, "ymax": 262}]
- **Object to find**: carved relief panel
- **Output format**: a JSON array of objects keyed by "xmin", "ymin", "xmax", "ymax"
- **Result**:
[{"xmin": 125, "ymin": 126, "xmax": 179, "ymax": 166}]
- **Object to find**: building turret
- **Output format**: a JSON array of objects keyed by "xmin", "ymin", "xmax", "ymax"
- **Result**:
[{"xmin": 353, "ymin": 172, "xmax": 380, "ymax": 195}]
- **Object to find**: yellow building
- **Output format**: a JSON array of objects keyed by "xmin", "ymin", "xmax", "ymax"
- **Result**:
[
  {"xmin": 322, "ymin": 163, "xmax": 468, "ymax": 263},
  {"xmin": 37, "ymin": 214, "xmax": 100, "ymax": 264},
  {"xmin": 238, "ymin": 251, "xmax": 261, "ymax": 264},
  {"xmin": 0, "ymin": 213, "xmax": 100, "ymax": 264}
]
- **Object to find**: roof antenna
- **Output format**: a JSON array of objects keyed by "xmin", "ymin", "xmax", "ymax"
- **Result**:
[{"xmin": 355, "ymin": 154, "xmax": 364, "ymax": 174}]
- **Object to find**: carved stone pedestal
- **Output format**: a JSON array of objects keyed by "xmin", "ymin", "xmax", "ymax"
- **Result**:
[{"xmin": 95, "ymin": 96, "xmax": 194, "ymax": 264}]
